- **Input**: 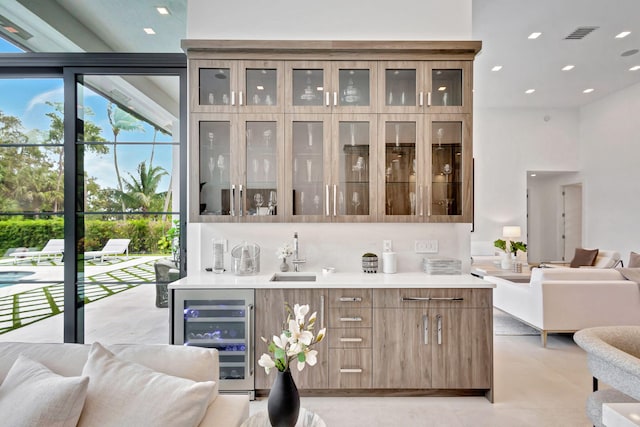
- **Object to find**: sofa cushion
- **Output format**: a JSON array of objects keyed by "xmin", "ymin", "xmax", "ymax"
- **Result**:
[
  {"xmin": 0, "ymin": 354, "xmax": 89, "ymax": 427},
  {"xmin": 570, "ymin": 248, "xmax": 599, "ymax": 268},
  {"xmin": 629, "ymin": 252, "xmax": 640, "ymax": 268},
  {"xmin": 78, "ymin": 342, "xmax": 215, "ymax": 427}
]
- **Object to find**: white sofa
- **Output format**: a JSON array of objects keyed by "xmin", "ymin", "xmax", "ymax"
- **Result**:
[
  {"xmin": 487, "ymin": 268, "xmax": 640, "ymax": 346},
  {"xmin": 0, "ymin": 341, "xmax": 249, "ymax": 426}
]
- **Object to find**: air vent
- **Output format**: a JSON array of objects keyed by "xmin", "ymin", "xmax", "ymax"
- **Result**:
[
  {"xmin": 0, "ymin": 14, "xmax": 33, "ymax": 40},
  {"xmin": 565, "ymin": 26, "xmax": 599, "ymax": 40}
]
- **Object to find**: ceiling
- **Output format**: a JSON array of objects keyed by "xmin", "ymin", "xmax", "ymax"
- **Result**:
[{"xmin": 1, "ymin": 0, "xmax": 640, "ymax": 110}]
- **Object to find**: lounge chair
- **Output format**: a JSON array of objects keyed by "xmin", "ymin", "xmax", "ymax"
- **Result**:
[
  {"xmin": 85, "ymin": 239, "xmax": 130, "ymax": 263},
  {"xmin": 9, "ymin": 239, "xmax": 65, "ymax": 264}
]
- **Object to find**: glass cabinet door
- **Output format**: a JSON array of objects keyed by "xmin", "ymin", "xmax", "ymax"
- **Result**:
[
  {"xmin": 425, "ymin": 61, "xmax": 472, "ymax": 113},
  {"xmin": 286, "ymin": 62, "xmax": 330, "ymax": 113},
  {"xmin": 239, "ymin": 61, "xmax": 284, "ymax": 113},
  {"xmin": 332, "ymin": 115, "xmax": 377, "ymax": 221},
  {"xmin": 193, "ymin": 60, "xmax": 237, "ymax": 112},
  {"xmin": 379, "ymin": 62, "xmax": 424, "ymax": 114},
  {"xmin": 240, "ymin": 115, "xmax": 284, "ymax": 222},
  {"xmin": 197, "ymin": 115, "xmax": 236, "ymax": 220},
  {"xmin": 287, "ymin": 115, "xmax": 332, "ymax": 221},
  {"xmin": 331, "ymin": 62, "xmax": 377, "ymax": 113},
  {"xmin": 428, "ymin": 115, "xmax": 471, "ymax": 221},
  {"xmin": 379, "ymin": 115, "xmax": 424, "ymax": 221}
]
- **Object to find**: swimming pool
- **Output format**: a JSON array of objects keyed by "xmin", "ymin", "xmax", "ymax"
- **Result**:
[{"xmin": 0, "ymin": 271, "xmax": 34, "ymax": 288}]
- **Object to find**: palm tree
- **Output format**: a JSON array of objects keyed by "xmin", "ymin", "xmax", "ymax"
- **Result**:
[
  {"xmin": 118, "ymin": 161, "xmax": 168, "ymax": 215},
  {"xmin": 107, "ymin": 103, "xmax": 144, "ymax": 215}
]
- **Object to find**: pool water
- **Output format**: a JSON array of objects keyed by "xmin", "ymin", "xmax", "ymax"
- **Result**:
[{"xmin": 0, "ymin": 271, "xmax": 34, "ymax": 288}]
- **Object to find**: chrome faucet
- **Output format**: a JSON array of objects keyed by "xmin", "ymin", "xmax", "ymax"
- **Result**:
[{"xmin": 292, "ymin": 232, "xmax": 306, "ymax": 272}]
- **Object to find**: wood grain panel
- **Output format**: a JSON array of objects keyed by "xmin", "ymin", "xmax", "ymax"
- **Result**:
[
  {"xmin": 329, "ymin": 349, "xmax": 372, "ymax": 389},
  {"xmin": 328, "ymin": 307, "xmax": 373, "ymax": 328},
  {"xmin": 328, "ymin": 327, "xmax": 372, "ymax": 349},
  {"xmin": 373, "ymin": 288, "xmax": 492, "ymax": 309}
]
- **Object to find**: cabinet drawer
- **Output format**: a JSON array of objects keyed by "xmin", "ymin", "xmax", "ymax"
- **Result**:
[
  {"xmin": 373, "ymin": 288, "xmax": 492, "ymax": 308},
  {"xmin": 328, "ymin": 288, "xmax": 372, "ymax": 307},
  {"xmin": 328, "ymin": 307, "xmax": 372, "ymax": 328},
  {"xmin": 328, "ymin": 328, "xmax": 372, "ymax": 348},
  {"xmin": 329, "ymin": 349, "xmax": 372, "ymax": 389}
]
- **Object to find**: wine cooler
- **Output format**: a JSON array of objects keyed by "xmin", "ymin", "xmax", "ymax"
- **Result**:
[{"xmin": 171, "ymin": 289, "xmax": 254, "ymax": 397}]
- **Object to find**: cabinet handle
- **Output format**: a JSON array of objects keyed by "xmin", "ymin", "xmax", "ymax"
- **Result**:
[
  {"xmin": 340, "ymin": 317, "xmax": 363, "ymax": 322},
  {"xmin": 247, "ymin": 304, "xmax": 254, "ymax": 376},
  {"xmin": 325, "ymin": 92, "xmax": 330, "ymax": 107},
  {"xmin": 401, "ymin": 297, "xmax": 464, "ymax": 302},
  {"xmin": 340, "ymin": 368, "xmax": 363, "ymax": 373},
  {"xmin": 423, "ymin": 314, "xmax": 429, "ymax": 345},
  {"xmin": 333, "ymin": 184, "xmax": 337, "ymax": 216},
  {"xmin": 231, "ymin": 91, "xmax": 236, "ymax": 106},
  {"xmin": 427, "ymin": 91, "xmax": 432, "ymax": 107},
  {"xmin": 231, "ymin": 184, "xmax": 236, "ymax": 216},
  {"xmin": 325, "ymin": 185, "xmax": 330, "ymax": 216},
  {"xmin": 339, "ymin": 297, "xmax": 362, "ymax": 302},
  {"xmin": 419, "ymin": 185, "xmax": 424, "ymax": 216},
  {"xmin": 239, "ymin": 184, "xmax": 244, "ymax": 216},
  {"xmin": 333, "ymin": 91, "xmax": 338, "ymax": 106},
  {"xmin": 427, "ymin": 185, "xmax": 431, "ymax": 217},
  {"xmin": 340, "ymin": 337, "xmax": 363, "ymax": 342},
  {"xmin": 320, "ymin": 295, "xmax": 325, "ymax": 328},
  {"xmin": 437, "ymin": 314, "xmax": 442, "ymax": 345},
  {"xmin": 419, "ymin": 91, "xmax": 424, "ymax": 107},
  {"xmin": 239, "ymin": 91, "xmax": 244, "ymax": 106}
]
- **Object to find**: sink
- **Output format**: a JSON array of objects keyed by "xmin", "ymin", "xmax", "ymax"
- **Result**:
[{"xmin": 269, "ymin": 273, "xmax": 317, "ymax": 282}]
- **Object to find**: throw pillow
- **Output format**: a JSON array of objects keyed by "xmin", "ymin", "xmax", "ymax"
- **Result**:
[
  {"xmin": 78, "ymin": 342, "xmax": 215, "ymax": 427},
  {"xmin": 629, "ymin": 251, "xmax": 640, "ymax": 268},
  {"xmin": 570, "ymin": 248, "xmax": 599, "ymax": 268},
  {"xmin": 0, "ymin": 354, "xmax": 89, "ymax": 427}
]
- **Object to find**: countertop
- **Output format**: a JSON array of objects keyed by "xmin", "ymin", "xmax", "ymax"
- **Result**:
[{"xmin": 168, "ymin": 271, "xmax": 494, "ymax": 289}]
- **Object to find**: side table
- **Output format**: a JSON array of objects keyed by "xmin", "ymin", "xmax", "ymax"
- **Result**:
[{"xmin": 241, "ymin": 408, "xmax": 326, "ymax": 427}]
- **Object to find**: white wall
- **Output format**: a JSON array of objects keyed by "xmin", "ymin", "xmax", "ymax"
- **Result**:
[
  {"xmin": 186, "ymin": 0, "xmax": 476, "ymax": 274},
  {"xmin": 472, "ymin": 107, "xmax": 580, "ymax": 245},
  {"xmin": 579, "ymin": 81, "xmax": 640, "ymax": 260},
  {"xmin": 187, "ymin": 0, "xmax": 472, "ymax": 40}
]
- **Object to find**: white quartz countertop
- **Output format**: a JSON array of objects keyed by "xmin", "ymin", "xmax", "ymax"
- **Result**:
[{"xmin": 169, "ymin": 271, "xmax": 495, "ymax": 289}]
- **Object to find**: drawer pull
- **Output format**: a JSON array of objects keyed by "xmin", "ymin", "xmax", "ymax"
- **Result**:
[
  {"xmin": 340, "ymin": 337, "xmax": 363, "ymax": 343},
  {"xmin": 339, "ymin": 297, "xmax": 362, "ymax": 302},
  {"xmin": 339, "ymin": 368, "xmax": 363, "ymax": 374},
  {"xmin": 340, "ymin": 317, "xmax": 363, "ymax": 322},
  {"xmin": 401, "ymin": 297, "xmax": 464, "ymax": 302}
]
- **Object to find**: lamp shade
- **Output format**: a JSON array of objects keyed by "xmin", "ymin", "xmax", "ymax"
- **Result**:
[{"xmin": 502, "ymin": 226, "xmax": 521, "ymax": 238}]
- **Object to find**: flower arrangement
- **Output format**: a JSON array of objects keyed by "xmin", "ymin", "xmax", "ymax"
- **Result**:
[
  {"xmin": 258, "ymin": 303, "xmax": 326, "ymax": 374},
  {"xmin": 276, "ymin": 243, "xmax": 293, "ymax": 260}
]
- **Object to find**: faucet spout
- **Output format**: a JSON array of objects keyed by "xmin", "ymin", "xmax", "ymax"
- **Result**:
[{"xmin": 292, "ymin": 232, "xmax": 306, "ymax": 272}]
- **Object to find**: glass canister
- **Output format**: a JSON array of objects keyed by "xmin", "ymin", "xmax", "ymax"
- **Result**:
[
  {"xmin": 231, "ymin": 242, "xmax": 261, "ymax": 275},
  {"xmin": 212, "ymin": 238, "xmax": 226, "ymax": 273}
]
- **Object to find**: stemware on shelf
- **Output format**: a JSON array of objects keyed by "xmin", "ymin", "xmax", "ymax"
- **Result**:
[
  {"xmin": 352, "ymin": 191, "xmax": 361, "ymax": 215},
  {"xmin": 254, "ymin": 193, "xmax": 264, "ymax": 213},
  {"xmin": 268, "ymin": 191, "xmax": 277, "ymax": 215},
  {"xmin": 217, "ymin": 155, "xmax": 225, "ymax": 181}
]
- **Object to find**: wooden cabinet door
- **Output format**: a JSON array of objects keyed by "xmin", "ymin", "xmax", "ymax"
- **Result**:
[
  {"xmin": 254, "ymin": 289, "xmax": 328, "ymax": 390},
  {"xmin": 431, "ymin": 308, "xmax": 492, "ymax": 389},
  {"xmin": 372, "ymin": 308, "xmax": 432, "ymax": 388}
]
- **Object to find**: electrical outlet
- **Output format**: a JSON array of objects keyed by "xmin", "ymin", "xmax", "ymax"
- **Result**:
[
  {"xmin": 415, "ymin": 239, "xmax": 438, "ymax": 253},
  {"xmin": 383, "ymin": 240, "xmax": 393, "ymax": 252}
]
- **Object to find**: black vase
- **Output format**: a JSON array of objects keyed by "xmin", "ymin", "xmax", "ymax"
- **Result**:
[{"xmin": 267, "ymin": 369, "xmax": 300, "ymax": 427}]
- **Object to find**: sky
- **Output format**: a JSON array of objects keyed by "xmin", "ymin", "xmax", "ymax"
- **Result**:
[{"xmin": 0, "ymin": 37, "xmax": 176, "ymax": 191}]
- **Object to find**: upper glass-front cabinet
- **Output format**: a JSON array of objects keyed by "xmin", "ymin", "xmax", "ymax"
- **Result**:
[
  {"xmin": 192, "ymin": 60, "xmax": 284, "ymax": 113},
  {"xmin": 379, "ymin": 61, "xmax": 471, "ymax": 114},
  {"xmin": 286, "ymin": 61, "xmax": 377, "ymax": 113}
]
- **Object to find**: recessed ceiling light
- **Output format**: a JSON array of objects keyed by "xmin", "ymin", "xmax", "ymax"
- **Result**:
[
  {"xmin": 616, "ymin": 31, "xmax": 631, "ymax": 38},
  {"xmin": 630, "ymin": 65, "xmax": 640, "ymax": 71},
  {"xmin": 156, "ymin": 6, "xmax": 170, "ymax": 15},
  {"xmin": 256, "ymin": 85, "xmax": 264, "ymax": 90},
  {"xmin": 528, "ymin": 32, "xmax": 542, "ymax": 39},
  {"xmin": 562, "ymin": 65, "xmax": 575, "ymax": 71},
  {"xmin": 438, "ymin": 86, "xmax": 447, "ymax": 91},
  {"xmin": 525, "ymin": 89, "xmax": 535, "ymax": 94},
  {"xmin": 143, "ymin": 28, "xmax": 156, "ymax": 35},
  {"xmin": 583, "ymin": 88, "xmax": 594, "ymax": 93},
  {"xmin": 491, "ymin": 65, "xmax": 503, "ymax": 71},
  {"xmin": 530, "ymin": 173, "xmax": 537, "ymax": 177}
]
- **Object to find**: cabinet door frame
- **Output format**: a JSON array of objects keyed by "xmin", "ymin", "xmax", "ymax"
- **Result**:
[
  {"xmin": 285, "ymin": 61, "xmax": 332, "ymax": 114},
  {"xmin": 330, "ymin": 61, "xmax": 378, "ymax": 114},
  {"xmin": 377, "ymin": 113, "xmax": 426, "ymax": 223},
  {"xmin": 425, "ymin": 61, "xmax": 473, "ymax": 114},
  {"xmin": 190, "ymin": 59, "xmax": 239, "ymax": 113},
  {"xmin": 236, "ymin": 113, "xmax": 286, "ymax": 222},
  {"xmin": 425, "ymin": 113, "xmax": 473, "ymax": 223},
  {"xmin": 238, "ymin": 60, "xmax": 285, "ymax": 114},
  {"xmin": 377, "ymin": 61, "xmax": 426, "ymax": 114},
  {"xmin": 285, "ymin": 113, "xmax": 333, "ymax": 222},
  {"xmin": 331, "ymin": 114, "xmax": 378, "ymax": 222}
]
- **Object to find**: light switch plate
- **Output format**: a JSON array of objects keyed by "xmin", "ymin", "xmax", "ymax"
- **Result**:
[
  {"xmin": 415, "ymin": 239, "xmax": 438, "ymax": 253},
  {"xmin": 383, "ymin": 240, "xmax": 393, "ymax": 252}
]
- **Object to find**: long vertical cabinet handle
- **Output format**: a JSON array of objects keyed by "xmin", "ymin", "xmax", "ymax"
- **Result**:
[
  {"xmin": 419, "ymin": 185, "xmax": 424, "ymax": 216},
  {"xmin": 333, "ymin": 92, "xmax": 338, "ymax": 106},
  {"xmin": 325, "ymin": 92, "xmax": 330, "ymax": 107},
  {"xmin": 423, "ymin": 314, "xmax": 429, "ymax": 345},
  {"xmin": 239, "ymin": 185, "xmax": 244, "ymax": 216},
  {"xmin": 325, "ymin": 185, "xmax": 330, "ymax": 216},
  {"xmin": 427, "ymin": 185, "xmax": 431, "ymax": 217},
  {"xmin": 320, "ymin": 295, "xmax": 325, "ymax": 328},
  {"xmin": 231, "ymin": 91, "xmax": 236, "ymax": 106},
  {"xmin": 247, "ymin": 304, "xmax": 254, "ymax": 375},
  {"xmin": 333, "ymin": 185, "xmax": 337, "ymax": 216},
  {"xmin": 239, "ymin": 91, "xmax": 244, "ymax": 106},
  {"xmin": 419, "ymin": 92, "xmax": 424, "ymax": 107},
  {"xmin": 231, "ymin": 185, "xmax": 236, "ymax": 216},
  {"xmin": 437, "ymin": 314, "xmax": 442, "ymax": 345},
  {"xmin": 427, "ymin": 91, "xmax": 432, "ymax": 107}
]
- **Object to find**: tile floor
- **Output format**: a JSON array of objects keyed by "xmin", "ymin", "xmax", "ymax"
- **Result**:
[{"xmin": 0, "ymin": 284, "xmax": 593, "ymax": 426}]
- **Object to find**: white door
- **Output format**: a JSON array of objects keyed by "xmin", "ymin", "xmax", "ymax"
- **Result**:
[{"xmin": 562, "ymin": 184, "xmax": 582, "ymax": 261}]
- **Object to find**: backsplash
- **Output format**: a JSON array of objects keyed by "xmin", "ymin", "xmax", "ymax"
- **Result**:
[{"xmin": 187, "ymin": 222, "xmax": 472, "ymax": 275}]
